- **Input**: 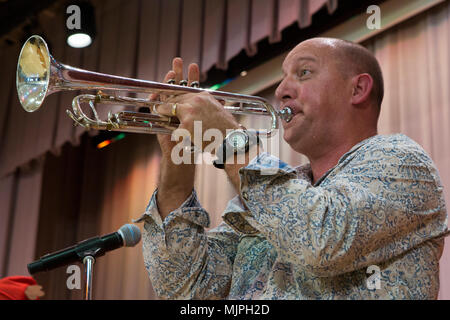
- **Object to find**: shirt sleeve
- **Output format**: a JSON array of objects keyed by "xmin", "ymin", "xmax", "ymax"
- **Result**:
[
  {"xmin": 134, "ymin": 189, "xmax": 241, "ymax": 299},
  {"xmin": 225, "ymin": 144, "xmax": 448, "ymax": 277},
  {"xmin": 0, "ymin": 276, "xmax": 37, "ymax": 300}
]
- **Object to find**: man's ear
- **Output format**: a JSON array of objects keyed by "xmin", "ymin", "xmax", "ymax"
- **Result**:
[{"xmin": 351, "ymin": 73, "xmax": 373, "ymax": 106}]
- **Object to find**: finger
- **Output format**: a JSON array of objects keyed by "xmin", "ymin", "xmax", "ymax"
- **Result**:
[
  {"xmin": 164, "ymin": 70, "xmax": 176, "ymax": 83},
  {"xmin": 158, "ymin": 70, "xmax": 177, "ymax": 102},
  {"xmin": 172, "ymin": 57, "xmax": 184, "ymax": 83},
  {"xmin": 156, "ymin": 102, "xmax": 191, "ymax": 119},
  {"xmin": 148, "ymin": 70, "xmax": 176, "ymax": 103},
  {"xmin": 154, "ymin": 86, "xmax": 196, "ymax": 114},
  {"xmin": 188, "ymin": 63, "xmax": 200, "ymax": 86},
  {"xmin": 149, "ymin": 93, "xmax": 158, "ymax": 101}
]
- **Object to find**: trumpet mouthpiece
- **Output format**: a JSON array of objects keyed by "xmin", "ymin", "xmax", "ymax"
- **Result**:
[{"xmin": 278, "ymin": 107, "xmax": 293, "ymax": 123}]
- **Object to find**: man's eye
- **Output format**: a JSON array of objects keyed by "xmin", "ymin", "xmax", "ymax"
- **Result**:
[{"xmin": 300, "ymin": 69, "xmax": 311, "ymax": 77}]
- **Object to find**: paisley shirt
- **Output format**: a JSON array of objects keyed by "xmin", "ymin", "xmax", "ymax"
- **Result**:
[{"xmin": 135, "ymin": 134, "xmax": 449, "ymax": 299}]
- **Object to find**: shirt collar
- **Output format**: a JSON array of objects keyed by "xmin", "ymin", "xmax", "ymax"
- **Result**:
[{"xmin": 296, "ymin": 134, "xmax": 380, "ymax": 186}]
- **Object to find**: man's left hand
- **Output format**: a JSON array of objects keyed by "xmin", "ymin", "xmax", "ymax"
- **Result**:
[{"xmin": 156, "ymin": 91, "xmax": 241, "ymax": 151}]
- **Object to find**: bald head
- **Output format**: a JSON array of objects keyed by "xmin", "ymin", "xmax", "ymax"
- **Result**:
[
  {"xmin": 291, "ymin": 38, "xmax": 384, "ymax": 109},
  {"xmin": 277, "ymin": 37, "xmax": 382, "ymax": 160}
]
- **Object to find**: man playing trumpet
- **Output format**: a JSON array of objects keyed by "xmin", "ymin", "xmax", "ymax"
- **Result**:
[{"xmin": 135, "ymin": 38, "xmax": 448, "ymax": 299}]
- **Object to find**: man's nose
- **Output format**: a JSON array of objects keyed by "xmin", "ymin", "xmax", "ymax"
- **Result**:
[{"xmin": 275, "ymin": 77, "xmax": 296, "ymax": 102}]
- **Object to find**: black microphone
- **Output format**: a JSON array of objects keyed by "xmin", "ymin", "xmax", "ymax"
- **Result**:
[{"xmin": 28, "ymin": 224, "xmax": 141, "ymax": 275}]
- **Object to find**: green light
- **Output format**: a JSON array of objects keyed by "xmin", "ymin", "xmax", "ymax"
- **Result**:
[
  {"xmin": 209, "ymin": 77, "xmax": 236, "ymax": 91},
  {"xmin": 209, "ymin": 84, "xmax": 221, "ymax": 90},
  {"xmin": 113, "ymin": 133, "xmax": 126, "ymax": 141}
]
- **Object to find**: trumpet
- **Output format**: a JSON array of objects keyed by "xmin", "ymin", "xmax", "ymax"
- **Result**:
[{"xmin": 16, "ymin": 35, "xmax": 293, "ymax": 136}]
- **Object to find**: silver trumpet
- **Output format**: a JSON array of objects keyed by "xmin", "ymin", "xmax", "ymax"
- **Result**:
[{"xmin": 16, "ymin": 35, "xmax": 293, "ymax": 136}]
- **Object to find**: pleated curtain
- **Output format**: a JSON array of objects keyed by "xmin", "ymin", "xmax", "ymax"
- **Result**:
[
  {"xmin": 3, "ymin": 0, "xmax": 450, "ymax": 300},
  {"xmin": 0, "ymin": 0, "xmax": 336, "ymax": 280}
]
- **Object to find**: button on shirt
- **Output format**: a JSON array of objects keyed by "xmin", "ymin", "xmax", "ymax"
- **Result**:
[{"xmin": 135, "ymin": 134, "xmax": 449, "ymax": 299}]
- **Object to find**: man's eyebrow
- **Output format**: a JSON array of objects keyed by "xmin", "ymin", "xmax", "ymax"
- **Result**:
[
  {"xmin": 282, "ymin": 56, "xmax": 318, "ymax": 73},
  {"xmin": 296, "ymin": 56, "xmax": 318, "ymax": 63}
]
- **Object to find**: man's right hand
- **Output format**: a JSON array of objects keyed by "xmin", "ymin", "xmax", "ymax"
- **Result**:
[{"xmin": 152, "ymin": 58, "xmax": 200, "ymax": 220}]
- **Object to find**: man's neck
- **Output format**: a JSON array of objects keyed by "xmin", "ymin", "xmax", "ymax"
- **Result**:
[{"xmin": 308, "ymin": 132, "xmax": 377, "ymax": 184}]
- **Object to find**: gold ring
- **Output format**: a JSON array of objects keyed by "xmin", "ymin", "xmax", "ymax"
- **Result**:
[{"xmin": 171, "ymin": 103, "xmax": 177, "ymax": 117}]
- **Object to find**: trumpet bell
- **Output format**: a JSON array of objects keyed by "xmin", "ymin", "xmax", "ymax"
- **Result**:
[{"xmin": 16, "ymin": 35, "xmax": 51, "ymax": 112}]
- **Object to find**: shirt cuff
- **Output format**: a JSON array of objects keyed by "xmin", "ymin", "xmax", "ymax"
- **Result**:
[
  {"xmin": 133, "ymin": 188, "xmax": 210, "ymax": 230},
  {"xmin": 244, "ymin": 152, "xmax": 297, "ymax": 175},
  {"xmin": 222, "ymin": 153, "xmax": 297, "ymax": 234}
]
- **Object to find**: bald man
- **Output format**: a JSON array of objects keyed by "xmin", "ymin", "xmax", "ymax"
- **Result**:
[{"xmin": 135, "ymin": 38, "xmax": 448, "ymax": 299}]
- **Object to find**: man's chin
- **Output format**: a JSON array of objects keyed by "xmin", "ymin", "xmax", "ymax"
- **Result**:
[
  {"xmin": 283, "ymin": 131, "xmax": 299, "ymax": 149},
  {"xmin": 283, "ymin": 130, "xmax": 307, "ymax": 154}
]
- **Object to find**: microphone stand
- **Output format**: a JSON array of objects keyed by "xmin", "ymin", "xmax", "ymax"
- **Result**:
[
  {"xmin": 83, "ymin": 256, "xmax": 95, "ymax": 300},
  {"xmin": 80, "ymin": 248, "xmax": 101, "ymax": 300}
]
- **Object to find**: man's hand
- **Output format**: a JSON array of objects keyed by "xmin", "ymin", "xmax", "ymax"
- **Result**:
[
  {"xmin": 24, "ymin": 285, "xmax": 45, "ymax": 300},
  {"xmin": 152, "ymin": 58, "xmax": 200, "ymax": 220},
  {"xmin": 155, "ymin": 91, "xmax": 240, "ymax": 151},
  {"xmin": 154, "ymin": 58, "xmax": 264, "ymax": 195}
]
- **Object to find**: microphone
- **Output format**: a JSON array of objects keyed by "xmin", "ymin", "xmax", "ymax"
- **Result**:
[{"xmin": 28, "ymin": 224, "xmax": 141, "ymax": 275}]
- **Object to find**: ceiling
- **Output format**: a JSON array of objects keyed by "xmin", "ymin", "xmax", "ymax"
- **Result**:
[{"xmin": 0, "ymin": 0, "xmax": 60, "ymax": 41}]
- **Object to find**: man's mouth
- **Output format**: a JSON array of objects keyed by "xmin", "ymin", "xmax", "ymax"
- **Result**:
[
  {"xmin": 281, "ymin": 108, "xmax": 304, "ymax": 130},
  {"xmin": 280, "ymin": 105, "xmax": 303, "ymax": 122}
]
